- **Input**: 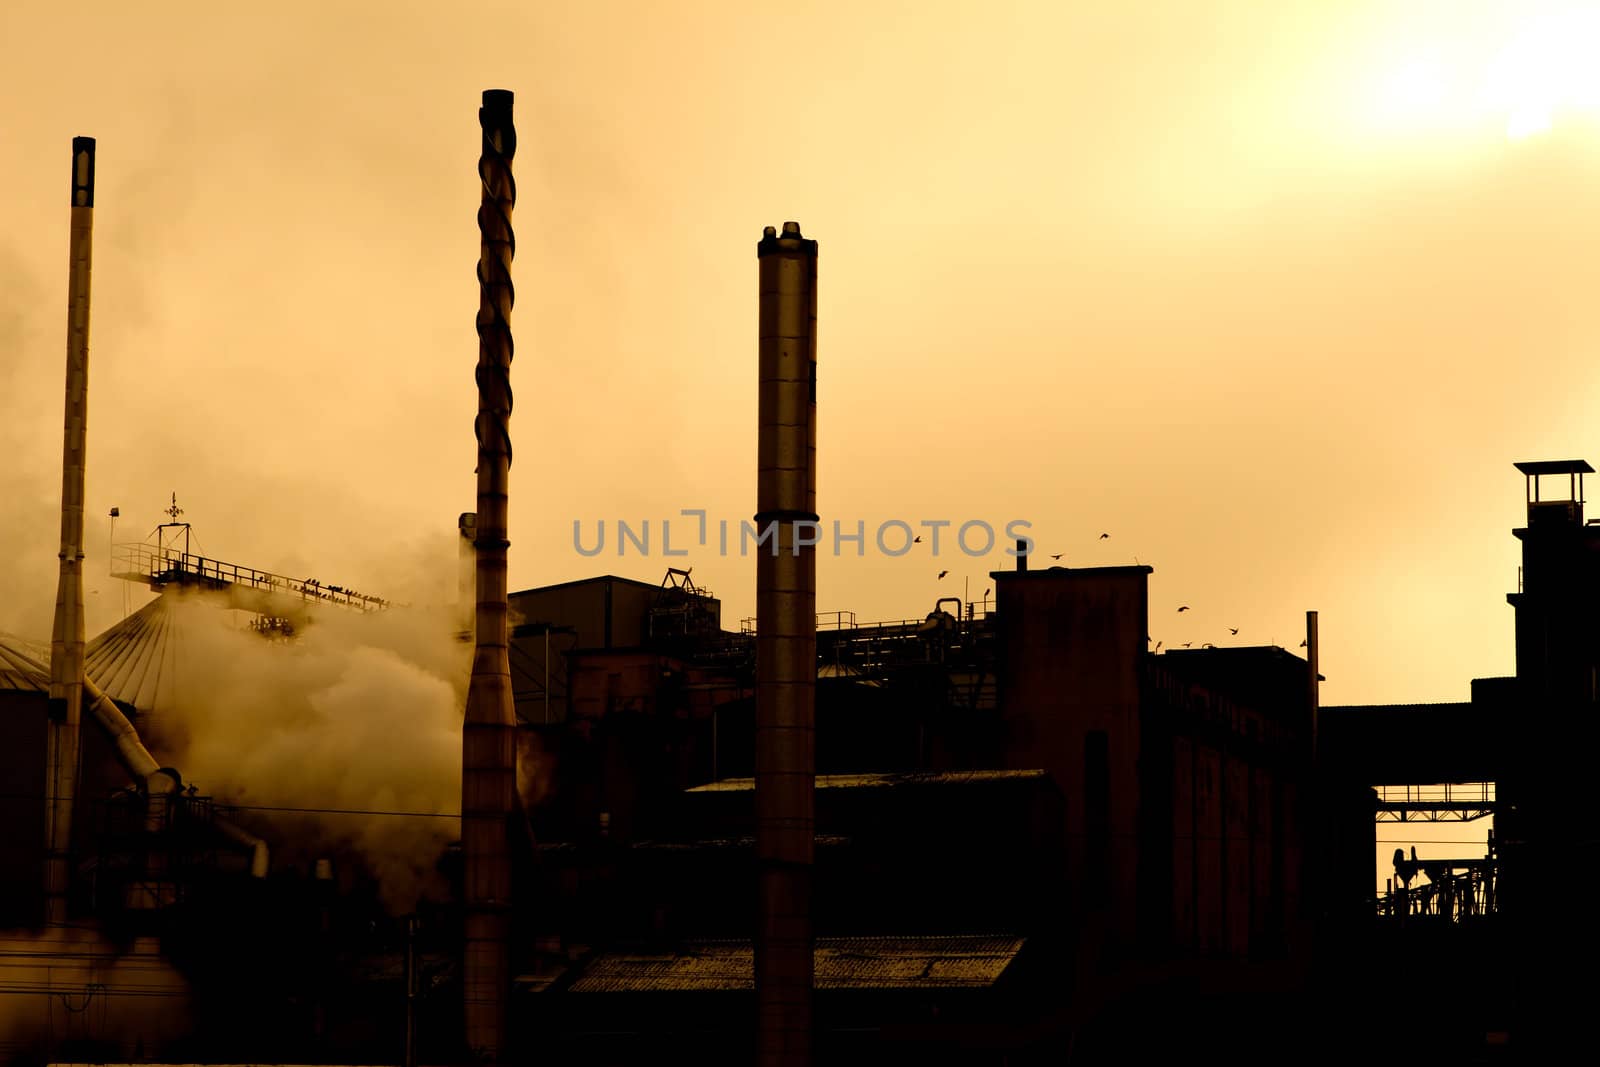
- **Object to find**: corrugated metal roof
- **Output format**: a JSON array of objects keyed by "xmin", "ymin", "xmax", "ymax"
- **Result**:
[
  {"xmin": 84, "ymin": 593, "xmax": 180, "ymax": 713},
  {"xmin": 687, "ymin": 769, "xmax": 1046, "ymax": 793},
  {"xmin": 565, "ymin": 935, "xmax": 1025, "ymax": 993},
  {"xmin": 0, "ymin": 632, "xmax": 49, "ymax": 692}
]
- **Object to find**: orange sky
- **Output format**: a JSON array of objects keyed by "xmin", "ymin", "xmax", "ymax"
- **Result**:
[{"xmin": 4, "ymin": 1, "xmax": 1600, "ymax": 709}]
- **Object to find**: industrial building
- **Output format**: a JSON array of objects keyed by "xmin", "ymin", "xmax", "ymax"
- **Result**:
[
  {"xmin": 496, "ymin": 560, "xmax": 1326, "ymax": 1063},
  {"xmin": 5, "ymin": 96, "xmax": 1577, "ymax": 1066},
  {"xmin": 1318, "ymin": 458, "xmax": 1600, "ymax": 1058}
]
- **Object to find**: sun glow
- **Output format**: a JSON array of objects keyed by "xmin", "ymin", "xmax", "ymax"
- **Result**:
[{"xmin": 1362, "ymin": 5, "xmax": 1600, "ymax": 141}]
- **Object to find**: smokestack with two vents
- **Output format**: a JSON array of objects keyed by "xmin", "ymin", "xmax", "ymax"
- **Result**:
[
  {"xmin": 755, "ymin": 220, "xmax": 818, "ymax": 1066},
  {"xmin": 44, "ymin": 136, "xmax": 96, "ymax": 926},
  {"xmin": 461, "ymin": 89, "xmax": 518, "ymax": 1064}
]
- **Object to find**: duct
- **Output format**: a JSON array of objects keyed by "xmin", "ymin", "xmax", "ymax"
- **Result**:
[
  {"xmin": 462, "ymin": 87, "xmax": 518, "ymax": 1064},
  {"xmin": 213, "ymin": 814, "xmax": 271, "ymax": 879},
  {"xmin": 754, "ymin": 220, "xmax": 818, "ymax": 1066},
  {"xmin": 79, "ymin": 672, "xmax": 268, "ymax": 881},
  {"xmin": 81, "ymin": 672, "xmax": 161, "ymax": 781},
  {"xmin": 44, "ymin": 136, "xmax": 97, "ymax": 926},
  {"xmin": 81, "ymin": 673, "xmax": 177, "ymax": 870}
]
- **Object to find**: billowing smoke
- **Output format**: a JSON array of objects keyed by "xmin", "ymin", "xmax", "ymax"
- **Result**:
[
  {"xmin": 0, "ymin": 928, "xmax": 190, "ymax": 1064},
  {"xmin": 144, "ymin": 567, "xmax": 471, "ymax": 914}
]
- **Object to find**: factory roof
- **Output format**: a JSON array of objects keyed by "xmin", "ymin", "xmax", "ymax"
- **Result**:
[
  {"xmin": 990, "ymin": 564, "xmax": 1154, "ymax": 580},
  {"xmin": 0, "ymin": 632, "xmax": 49, "ymax": 692},
  {"xmin": 511, "ymin": 574, "xmax": 695, "ymax": 598},
  {"xmin": 564, "ymin": 934, "xmax": 1025, "ymax": 992},
  {"xmin": 1320, "ymin": 701, "xmax": 1477, "ymax": 715},
  {"xmin": 85, "ymin": 593, "xmax": 180, "ymax": 712},
  {"xmin": 685, "ymin": 769, "xmax": 1047, "ymax": 793}
]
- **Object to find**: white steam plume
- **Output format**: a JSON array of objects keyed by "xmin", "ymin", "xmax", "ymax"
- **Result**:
[{"xmin": 146, "ymin": 568, "xmax": 471, "ymax": 914}]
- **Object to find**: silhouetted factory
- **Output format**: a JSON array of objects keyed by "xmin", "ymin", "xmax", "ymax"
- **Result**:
[
  {"xmin": 4, "ymin": 94, "xmax": 1586, "ymax": 1066},
  {"xmin": 496, "ymin": 561, "xmax": 1329, "ymax": 1064}
]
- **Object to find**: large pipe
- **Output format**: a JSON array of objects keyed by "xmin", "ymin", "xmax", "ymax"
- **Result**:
[
  {"xmin": 461, "ymin": 88, "xmax": 518, "ymax": 1064},
  {"xmin": 81, "ymin": 672, "xmax": 268, "ymax": 880},
  {"xmin": 754, "ymin": 220, "xmax": 818, "ymax": 1066},
  {"xmin": 213, "ymin": 814, "xmax": 271, "ymax": 880},
  {"xmin": 81, "ymin": 672, "xmax": 181, "ymax": 893},
  {"xmin": 44, "ymin": 136, "xmax": 97, "ymax": 926}
]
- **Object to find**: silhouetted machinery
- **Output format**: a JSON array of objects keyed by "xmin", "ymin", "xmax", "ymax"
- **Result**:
[{"xmin": 1385, "ymin": 843, "xmax": 1497, "ymax": 922}]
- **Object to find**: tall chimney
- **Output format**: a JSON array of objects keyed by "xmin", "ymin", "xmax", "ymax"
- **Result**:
[
  {"xmin": 754, "ymin": 220, "xmax": 817, "ymax": 1065},
  {"xmin": 462, "ymin": 90, "xmax": 517, "ymax": 1063},
  {"xmin": 44, "ymin": 136, "xmax": 96, "ymax": 926}
]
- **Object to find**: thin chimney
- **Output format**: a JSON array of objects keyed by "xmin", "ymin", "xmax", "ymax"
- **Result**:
[{"xmin": 44, "ymin": 136, "xmax": 96, "ymax": 926}]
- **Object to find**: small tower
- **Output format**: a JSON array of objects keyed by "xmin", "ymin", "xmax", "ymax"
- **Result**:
[{"xmin": 1506, "ymin": 459, "xmax": 1599, "ymax": 705}]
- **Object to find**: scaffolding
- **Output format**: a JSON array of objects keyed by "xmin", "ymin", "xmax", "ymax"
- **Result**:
[
  {"xmin": 1377, "ymin": 857, "xmax": 1497, "ymax": 922},
  {"xmin": 648, "ymin": 567, "xmax": 720, "ymax": 644},
  {"xmin": 703, "ymin": 607, "xmax": 998, "ymax": 713}
]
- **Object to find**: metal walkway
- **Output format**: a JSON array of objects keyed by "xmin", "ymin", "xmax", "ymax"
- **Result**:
[
  {"xmin": 1374, "ymin": 782, "xmax": 1496, "ymax": 823},
  {"xmin": 111, "ymin": 542, "xmax": 388, "ymax": 611}
]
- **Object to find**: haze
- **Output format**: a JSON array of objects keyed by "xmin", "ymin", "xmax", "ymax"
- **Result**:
[{"xmin": 4, "ymin": 0, "xmax": 1599, "ymax": 708}]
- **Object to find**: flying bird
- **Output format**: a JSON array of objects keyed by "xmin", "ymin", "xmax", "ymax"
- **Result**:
[
  {"xmin": 1299, "ymin": 640, "xmax": 1308, "ymax": 648},
  {"xmin": 937, "ymin": 570, "xmax": 948, "ymax": 579},
  {"xmin": 1203, "ymin": 642, "xmax": 1216, "ymax": 648},
  {"xmin": 1181, "ymin": 642, "xmax": 1192, "ymax": 648},
  {"xmin": 1229, "ymin": 627, "xmax": 1239, "ymax": 635},
  {"xmin": 1099, "ymin": 533, "xmax": 1109, "ymax": 540},
  {"xmin": 1050, "ymin": 553, "xmax": 1063, "ymax": 561},
  {"xmin": 913, "ymin": 535, "xmax": 922, "ymax": 544},
  {"xmin": 1177, "ymin": 605, "xmax": 1190, "ymax": 613}
]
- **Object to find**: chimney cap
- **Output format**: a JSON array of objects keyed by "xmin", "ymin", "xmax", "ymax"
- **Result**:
[
  {"xmin": 1514, "ymin": 459, "xmax": 1592, "ymax": 476},
  {"xmin": 757, "ymin": 221, "xmax": 817, "ymax": 258}
]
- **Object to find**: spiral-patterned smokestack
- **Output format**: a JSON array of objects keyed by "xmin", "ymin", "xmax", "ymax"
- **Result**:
[
  {"xmin": 462, "ymin": 88, "xmax": 517, "ymax": 1064},
  {"xmin": 45, "ymin": 136, "xmax": 96, "ymax": 927},
  {"xmin": 754, "ymin": 220, "xmax": 818, "ymax": 1066}
]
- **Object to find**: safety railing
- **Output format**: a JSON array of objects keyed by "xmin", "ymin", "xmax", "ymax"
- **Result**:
[{"xmin": 111, "ymin": 542, "xmax": 388, "ymax": 611}]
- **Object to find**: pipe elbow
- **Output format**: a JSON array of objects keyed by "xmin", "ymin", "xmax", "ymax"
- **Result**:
[
  {"xmin": 215, "ymin": 816, "xmax": 272, "ymax": 879},
  {"xmin": 249, "ymin": 841, "xmax": 270, "ymax": 880}
]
